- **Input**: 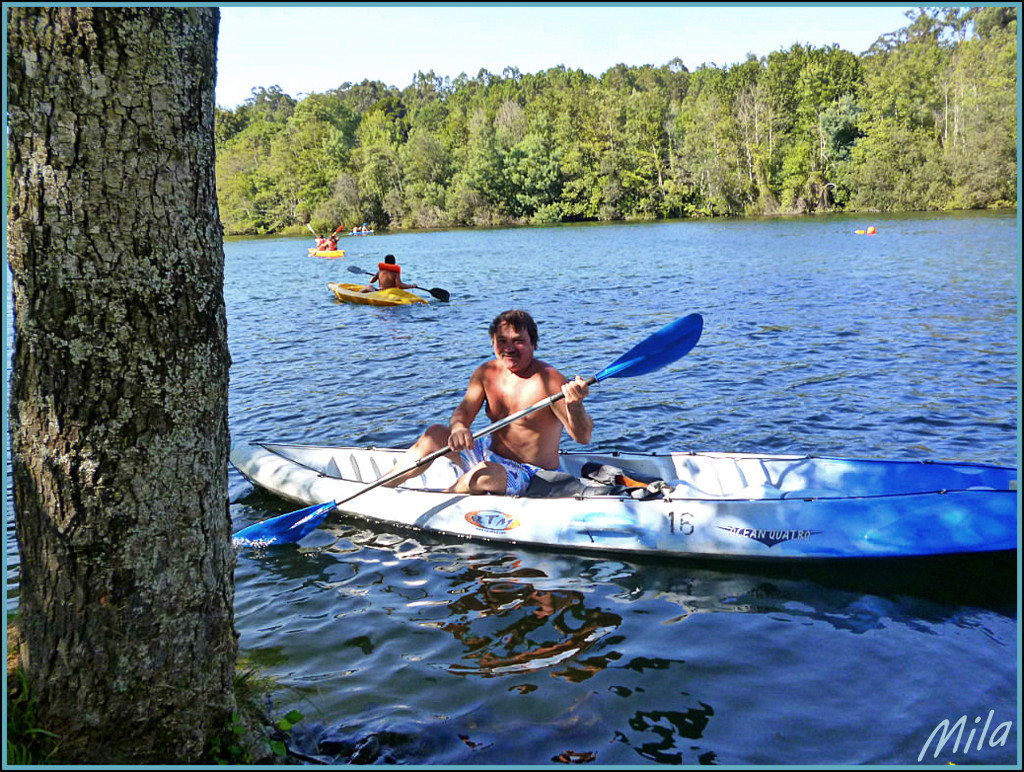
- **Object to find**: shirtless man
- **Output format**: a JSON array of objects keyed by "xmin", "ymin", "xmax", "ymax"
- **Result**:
[
  {"xmin": 385, "ymin": 309, "xmax": 592, "ymax": 495},
  {"xmin": 361, "ymin": 253, "xmax": 420, "ymax": 293}
]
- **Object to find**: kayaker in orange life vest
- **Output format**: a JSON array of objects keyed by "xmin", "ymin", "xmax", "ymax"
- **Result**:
[{"xmin": 361, "ymin": 254, "xmax": 420, "ymax": 292}]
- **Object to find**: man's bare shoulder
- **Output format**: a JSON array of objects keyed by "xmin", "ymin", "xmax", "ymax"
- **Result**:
[
  {"xmin": 534, "ymin": 358, "xmax": 568, "ymax": 383},
  {"xmin": 474, "ymin": 359, "xmax": 503, "ymax": 377}
]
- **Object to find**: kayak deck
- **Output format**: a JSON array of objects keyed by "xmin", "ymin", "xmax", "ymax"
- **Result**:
[
  {"xmin": 327, "ymin": 282, "xmax": 427, "ymax": 306},
  {"xmin": 231, "ymin": 442, "xmax": 1017, "ymax": 559},
  {"xmin": 309, "ymin": 248, "xmax": 345, "ymax": 258}
]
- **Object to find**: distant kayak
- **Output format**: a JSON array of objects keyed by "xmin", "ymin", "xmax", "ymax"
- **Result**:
[
  {"xmin": 327, "ymin": 282, "xmax": 427, "ymax": 307},
  {"xmin": 349, "ymin": 229, "xmax": 374, "ymax": 236},
  {"xmin": 309, "ymin": 248, "xmax": 345, "ymax": 258}
]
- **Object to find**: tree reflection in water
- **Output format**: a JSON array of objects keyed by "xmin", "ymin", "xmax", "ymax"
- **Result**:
[
  {"xmin": 435, "ymin": 557, "xmax": 623, "ymax": 680},
  {"xmin": 429, "ymin": 553, "xmax": 721, "ymax": 765}
]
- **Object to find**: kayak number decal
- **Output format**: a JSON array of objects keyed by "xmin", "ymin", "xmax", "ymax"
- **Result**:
[
  {"xmin": 465, "ymin": 510, "xmax": 520, "ymax": 532},
  {"xmin": 672, "ymin": 511, "xmax": 695, "ymax": 536}
]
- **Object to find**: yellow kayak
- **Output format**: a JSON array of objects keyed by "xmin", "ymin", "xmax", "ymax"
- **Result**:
[
  {"xmin": 309, "ymin": 248, "xmax": 346, "ymax": 258},
  {"xmin": 327, "ymin": 282, "xmax": 427, "ymax": 307}
]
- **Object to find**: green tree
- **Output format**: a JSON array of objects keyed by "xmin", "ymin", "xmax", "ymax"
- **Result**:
[
  {"xmin": 618, "ymin": 90, "xmax": 671, "ymax": 217},
  {"xmin": 400, "ymin": 128, "xmax": 453, "ymax": 227},
  {"xmin": 942, "ymin": 7, "xmax": 1017, "ymax": 207},
  {"xmin": 505, "ymin": 126, "xmax": 564, "ymax": 221},
  {"xmin": 552, "ymin": 84, "xmax": 605, "ymax": 220},
  {"xmin": 462, "ymin": 108, "xmax": 509, "ymax": 220},
  {"xmin": 677, "ymin": 68, "xmax": 745, "ymax": 215}
]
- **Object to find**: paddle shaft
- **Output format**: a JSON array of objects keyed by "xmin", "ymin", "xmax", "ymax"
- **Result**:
[{"xmin": 329, "ymin": 378, "xmax": 596, "ymax": 509}]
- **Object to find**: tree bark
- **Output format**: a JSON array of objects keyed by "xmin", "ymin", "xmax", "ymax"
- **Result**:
[{"xmin": 7, "ymin": 7, "xmax": 236, "ymax": 763}]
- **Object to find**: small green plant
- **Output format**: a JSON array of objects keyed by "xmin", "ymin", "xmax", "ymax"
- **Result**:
[
  {"xmin": 206, "ymin": 710, "xmax": 247, "ymax": 764},
  {"xmin": 6, "ymin": 667, "xmax": 61, "ymax": 765},
  {"xmin": 271, "ymin": 709, "xmax": 305, "ymax": 758},
  {"xmin": 205, "ymin": 657, "xmax": 304, "ymax": 763}
]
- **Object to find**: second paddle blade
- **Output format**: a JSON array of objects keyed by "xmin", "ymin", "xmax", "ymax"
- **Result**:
[{"xmin": 428, "ymin": 287, "xmax": 450, "ymax": 302}]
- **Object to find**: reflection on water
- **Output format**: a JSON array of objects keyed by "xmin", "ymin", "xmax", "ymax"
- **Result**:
[
  {"xmin": 621, "ymin": 704, "xmax": 717, "ymax": 764},
  {"xmin": 240, "ymin": 516, "xmax": 1016, "ymax": 765},
  {"xmin": 432, "ymin": 559, "xmax": 623, "ymax": 679}
]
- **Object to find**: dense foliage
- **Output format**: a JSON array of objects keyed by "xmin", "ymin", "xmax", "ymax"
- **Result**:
[{"xmin": 214, "ymin": 7, "xmax": 1017, "ymax": 234}]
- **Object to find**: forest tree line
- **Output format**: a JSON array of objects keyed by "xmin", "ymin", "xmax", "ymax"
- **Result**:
[{"xmin": 214, "ymin": 6, "xmax": 1018, "ymax": 235}]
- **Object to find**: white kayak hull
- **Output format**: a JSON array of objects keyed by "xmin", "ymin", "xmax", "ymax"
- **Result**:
[{"xmin": 230, "ymin": 442, "xmax": 1017, "ymax": 560}]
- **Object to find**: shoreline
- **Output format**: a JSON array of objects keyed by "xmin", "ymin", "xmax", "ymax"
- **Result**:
[{"xmin": 225, "ymin": 203, "xmax": 1019, "ymax": 240}]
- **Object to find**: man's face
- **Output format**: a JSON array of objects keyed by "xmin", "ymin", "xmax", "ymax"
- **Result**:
[{"xmin": 492, "ymin": 321, "xmax": 535, "ymax": 375}]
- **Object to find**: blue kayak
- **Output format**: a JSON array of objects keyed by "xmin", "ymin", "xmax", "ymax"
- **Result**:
[{"xmin": 231, "ymin": 443, "xmax": 1017, "ymax": 558}]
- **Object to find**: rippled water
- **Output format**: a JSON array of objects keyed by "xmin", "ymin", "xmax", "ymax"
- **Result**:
[{"xmin": 6, "ymin": 210, "xmax": 1019, "ymax": 764}]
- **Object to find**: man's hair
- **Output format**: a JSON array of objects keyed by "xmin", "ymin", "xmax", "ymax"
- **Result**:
[
  {"xmin": 489, "ymin": 309, "xmax": 538, "ymax": 347},
  {"xmin": 383, "ymin": 254, "xmax": 396, "ymax": 264}
]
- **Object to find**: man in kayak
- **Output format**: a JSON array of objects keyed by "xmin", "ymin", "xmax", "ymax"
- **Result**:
[
  {"xmin": 360, "ymin": 254, "xmax": 420, "ymax": 293},
  {"xmin": 383, "ymin": 309, "xmax": 592, "ymax": 495}
]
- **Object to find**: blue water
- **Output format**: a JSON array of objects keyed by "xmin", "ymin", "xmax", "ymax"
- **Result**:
[{"xmin": 6, "ymin": 211, "xmax": 1020, "ymax": 764}]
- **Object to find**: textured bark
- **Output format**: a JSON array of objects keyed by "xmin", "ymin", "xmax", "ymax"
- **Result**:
[{"xmin": 7, "ymin": 7, "xmax": 236, "ymax": 763}]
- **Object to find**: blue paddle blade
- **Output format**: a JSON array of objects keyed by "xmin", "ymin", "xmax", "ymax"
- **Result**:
[
  {"xmin": 232, "ymin": 500, "xmax": 336, "ymax": 547},
  {"xmin": 594, "ymin": 313, "xmax": 703, "ymax": 382}
]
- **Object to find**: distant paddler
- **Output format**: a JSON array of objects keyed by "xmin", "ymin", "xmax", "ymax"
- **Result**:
[
  {"xmin": 360, "ymin": 254, "xmax": 421, "ymax": 293},
  {"xmin": 308, "ymin": 222, "xmax": 344, "ymax": 250}
]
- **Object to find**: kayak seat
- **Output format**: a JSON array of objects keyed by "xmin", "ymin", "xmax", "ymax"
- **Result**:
[
  {"xmin": 525, "ymin": 470, "xmax": 609, "ymax": 498},
  {"xmin": 525, "ymin": 464, "xmax": 671, "ymax": 500}
]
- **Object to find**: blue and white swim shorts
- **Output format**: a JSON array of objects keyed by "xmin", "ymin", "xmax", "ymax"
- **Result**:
[{"xmin": 459, "ymin": 434, "xmax": 543, "ymax": 496}]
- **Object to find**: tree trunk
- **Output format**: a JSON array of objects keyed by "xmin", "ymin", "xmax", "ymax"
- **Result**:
[{"xmin": 6, "ymin": 7, "xmax": 236, "ymax": 764}]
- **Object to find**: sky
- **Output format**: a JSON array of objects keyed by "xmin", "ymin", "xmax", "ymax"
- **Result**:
[{"xmin": 215, "ymin": 3, "xmax": 923, "ymax": 109}]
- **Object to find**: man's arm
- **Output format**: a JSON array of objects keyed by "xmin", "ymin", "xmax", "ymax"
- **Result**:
[
  {"xmin": 360, "ymin": 270, "xmax": 381, "ymax": 293},
  {"xmin": 448, "ymin": 364, "xmax": 488, "ymax": 450},
  {"xmin": 550, "ymin": 373, "xmax": 593, "ymax": 444}
]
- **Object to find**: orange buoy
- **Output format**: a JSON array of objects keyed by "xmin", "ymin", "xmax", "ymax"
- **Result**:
[{"xmin": 866, "ymin": 226, "xmax": 876, "ymax": 235}]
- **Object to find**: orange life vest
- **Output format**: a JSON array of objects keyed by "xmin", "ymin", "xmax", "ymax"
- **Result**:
[{"xmin": 378, "ymin": 262, "xmax": 401, "ymax": 275}]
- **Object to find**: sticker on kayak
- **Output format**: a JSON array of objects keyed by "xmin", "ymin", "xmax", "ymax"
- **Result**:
[
  {"xmin": 718, "ymin": 525, "xmax": 822, "ymax": 548},
  {"xmin": 465, "ymin": 510, "xmax": 520, "ymax": 532}
]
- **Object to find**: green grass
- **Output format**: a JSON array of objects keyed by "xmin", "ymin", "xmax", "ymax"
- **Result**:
[{"xmin": 7, "ymin": 618, "xmax": 61, "ymax": 765}]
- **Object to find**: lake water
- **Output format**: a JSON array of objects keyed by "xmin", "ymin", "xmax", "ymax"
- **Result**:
[{"xmin": 5, "ymin": 211, "xmax": 1020, "ymax": 764}]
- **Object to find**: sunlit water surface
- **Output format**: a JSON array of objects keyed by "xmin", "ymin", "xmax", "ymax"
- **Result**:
[{"xmin": 5, "ymin": 211, "xmax": 1019, "ymax": 764}]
